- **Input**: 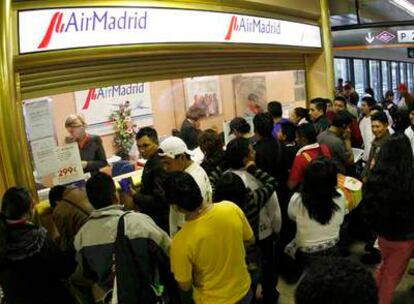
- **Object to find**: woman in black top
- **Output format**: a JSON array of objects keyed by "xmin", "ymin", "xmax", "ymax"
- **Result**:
[
  {"xmin": 0, "ymin": 187, "xmax": 76, "ymax": 304},
  {"xmin": 65, "ymin": 114, "xmax": 108, "ymax": 174},
  {"xmin": 363, "ymin": 134, "xmax": 414, "ymax": 304}
]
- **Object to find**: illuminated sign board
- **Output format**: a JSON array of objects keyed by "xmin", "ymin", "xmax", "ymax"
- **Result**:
[{"xmin": 18, "ymin": 7, "xmax": 321, "ymax": 54}]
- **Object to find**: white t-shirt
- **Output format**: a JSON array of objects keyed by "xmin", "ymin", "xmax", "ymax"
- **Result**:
[
  {"xmin": 288, "ymin": 190, "xmax": 347, "ymax": 248},
  {"xmin": 359, "ymin": 116, "xmax": 373, "ymax": 162},
  {"xmin": 169, "ymin": 162, "xmax": 212, "ymax": 236},
  {"xmin": 230, "ymin": 169, "xmax": 282, "ymax": 240},
  {"xmin": 405, "ymin": 126, "xmax": 414, "ymax": 156}
]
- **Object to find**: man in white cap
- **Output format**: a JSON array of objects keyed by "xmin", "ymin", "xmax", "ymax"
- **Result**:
[{"xmin": 158, "ymin": 136, "xmax": 212, "ymax": 236}]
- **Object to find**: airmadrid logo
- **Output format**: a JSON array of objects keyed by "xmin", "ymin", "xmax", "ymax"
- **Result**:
[
  {"xmin": 38, "ymin": 10, "xmax": 148, "ymax": 49},
  {"xmin": 82, "ymin": 84, "xmax": 145, "ymax": 110},
  {"xmin": 225, "ymin": 15, "xmax": 281, "ymax": 41}
]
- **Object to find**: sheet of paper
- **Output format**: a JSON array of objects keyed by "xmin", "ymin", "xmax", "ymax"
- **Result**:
[
  {"xmin": 31, "ymin": 137, "xmax": 59, "ymax": 177},
  {"xmin": 53, "ymin": 143, "xmax": 85, "ymax": 185},
  {"xmin": 24, "ymin": 98, "xmax": 54, "ymax": 141}
]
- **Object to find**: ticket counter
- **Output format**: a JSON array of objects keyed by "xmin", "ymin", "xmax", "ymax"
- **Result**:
[{"xmin": 0, "ymin": 0, "xmax": 334, "ymax": 198}]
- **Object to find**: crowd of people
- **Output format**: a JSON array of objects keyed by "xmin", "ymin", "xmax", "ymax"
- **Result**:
[{"xmin": 1, "ymin": 80, "xmax": 414, "ymax": 304}]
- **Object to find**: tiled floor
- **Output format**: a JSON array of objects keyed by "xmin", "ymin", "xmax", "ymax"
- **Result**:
[{"xmin": 277, "ymin": 242, "xmax": 414, "ymax": 304}]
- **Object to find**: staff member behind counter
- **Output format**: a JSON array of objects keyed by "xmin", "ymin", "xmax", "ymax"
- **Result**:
[{"xmin": 65, "ymin": 114, "xmax": 108, "ymax": 174}]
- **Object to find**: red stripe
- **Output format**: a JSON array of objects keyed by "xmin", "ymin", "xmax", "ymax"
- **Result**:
[
  {"xmin": 55, "ymin": 12, "xmax": 63, "ymax": 32},
  {"xmin": 82, "ymin": 88, "xmax": 96, "ymax": 110},
  {"xmin": 225, "ymin": 16, "xmax": 237, "ymax": 41},
  {"xmin": 38, "ymin": 12, "xmax": 62, "ymax": 49}
]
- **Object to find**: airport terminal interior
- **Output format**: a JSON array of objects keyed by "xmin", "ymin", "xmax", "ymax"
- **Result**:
[{"xmin": 1, "ymin": 0, "xmax": 414, "ymax": 303}]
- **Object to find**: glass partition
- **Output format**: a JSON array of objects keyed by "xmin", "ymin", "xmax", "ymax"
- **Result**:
[
  {"xmin": 408, "ymin": 63, "xmax": 414, "ymax": 93},
  {"xmin": 391, "ymin": 62, "xmax": 399, "ymax": 91},
  {"xmin": 381, "ymin": 61, "xmax": 390, "ymax": 96},
  {"xmin": 400, "ymin": 62, "xmax": 408, "ymax": 85},
  {"xmin": 334, "ymin": 58, "xmax": 349, "ymax": 82},
  {"xmin": 369, "ymin": 60, "xmax": 381, "ymax": 99},
  {"xmin": 353, "ymin": 59, "xmax": 366, "ymax": 97},
  {"xmin": 22, "ymin": 70, "xmax": 306, "ymax": 196}
]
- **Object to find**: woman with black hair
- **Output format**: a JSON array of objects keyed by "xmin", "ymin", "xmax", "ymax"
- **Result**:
[
  {"xmin": 363, "ymin": 134, "xmax": 414, "ymax": 304},
  {"xmin": 0, "ymin": 187, "xmax": 76, "ymax": 304},
  {"xmin": 288, "ymin": 160, "xmax": 347, "ymax": 266}
]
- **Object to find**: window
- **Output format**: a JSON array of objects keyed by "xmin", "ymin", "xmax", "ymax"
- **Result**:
[
  {"xmin": 369, "ymin": 60, "xmax": 381, "ymax": 99},
  {"xmin": 408, "ymin": 63, "xmax": 414, "ymax": 93},
  {"xmin": 391, "ymin": 62, "xmax": 399, "ymax": 91},
  {"xmin": 353, "ymin": 59, "xmax": 366, "ymax": 97},
  {"xmin": 334, "ymin": 58, "xmax": 349, "ymax": 83},
  {"xmin": 400, "ymin": 62, "xmax": 407, "ymax": 85},
  {"xmin": 381, "ymin": 61, "xmax": 390, "ymax": 96}
]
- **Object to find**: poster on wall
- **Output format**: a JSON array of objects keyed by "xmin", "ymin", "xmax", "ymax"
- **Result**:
[
  {"xmin": 74, "ymin": 83, "xmax": 153, "ymax": 128},
  {"xmin": 24, "ymin": 98, "xmax": 55, "ymax": 141},
  {"xmin": 233, "ymin": 75, "xmax": 267, "ymax": 117},
  {"xmin": 184, "ymin": 76, "xmax": 222, "ymax": 118}
]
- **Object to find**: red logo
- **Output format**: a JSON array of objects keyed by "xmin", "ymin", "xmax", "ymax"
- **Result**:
[
  {"xmin": 82, "ymin": 88, "xmax": 96, "ymax": 110},
  {"xmin": 225, "ymin": 16, "xmax": 238, "ymax": 41},
  {"xmin": 38, "ymin": 12, "xmax": 64, "ymax": 49}
]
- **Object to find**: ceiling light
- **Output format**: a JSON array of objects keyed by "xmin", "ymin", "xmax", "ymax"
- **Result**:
[{"xmin": 390, "ymin": 0, "xmax": 414, "ymax": 16}]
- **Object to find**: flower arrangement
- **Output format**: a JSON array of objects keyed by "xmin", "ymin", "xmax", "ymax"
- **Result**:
[{"xmin": 110, "ymin": 100, "xmax": 136, "ymax": 159}]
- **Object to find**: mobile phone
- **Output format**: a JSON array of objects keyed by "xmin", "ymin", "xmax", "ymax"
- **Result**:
[{"xmin": 119, "ymin": 177, "xmax": 133, "ymax": 194}]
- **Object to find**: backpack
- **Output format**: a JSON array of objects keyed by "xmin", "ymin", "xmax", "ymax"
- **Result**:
[{"xmin": 113, "ymin": 213, "xmax": 180, "ymax": 304}]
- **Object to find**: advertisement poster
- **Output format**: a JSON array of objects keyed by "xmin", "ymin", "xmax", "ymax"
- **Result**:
[
  {"xmin": 53, "ymin": 143, "xmax": 85, "ymax": 185},
  {"xmin": 75, "ymin": 83, "xmax": 152, "ymax": 126},
  {"xmin": 233, "ymin": 75, "xmax": 267, "ymax": 117},
  {"xmin": 184, "ymin": 76, "xmax": 222, "ymax": 118},
  {"xmin": 31, "ymin": 137, "xmax": 59, "ymax": 177},
  {"xmin": 24, "ymin": 98, "xmax": 55, "ymax": 141}
]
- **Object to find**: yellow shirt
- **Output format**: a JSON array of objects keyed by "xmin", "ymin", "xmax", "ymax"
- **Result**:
[{"xmin": 171, "ymin": 201, "xmax": 253, "ymax": 304}]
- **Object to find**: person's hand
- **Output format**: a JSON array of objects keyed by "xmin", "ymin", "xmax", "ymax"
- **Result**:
[{"xmin": 81, "ymin": 161, "xmax": 87, "ymax": 169}]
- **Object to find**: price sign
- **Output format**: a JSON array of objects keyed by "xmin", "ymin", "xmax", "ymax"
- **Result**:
[
  {"xmin": 53, "ymin": 143, "xmax": 84, "ymax": 185},
  {"xmin": 58, "ymin": 166, "xmax": 78, "ymax": 178}
]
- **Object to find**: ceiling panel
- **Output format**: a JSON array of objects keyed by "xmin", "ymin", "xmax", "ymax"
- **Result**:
[{"xmin": 330, "ymin": 0, "xmax": 414, "ymax": 27}]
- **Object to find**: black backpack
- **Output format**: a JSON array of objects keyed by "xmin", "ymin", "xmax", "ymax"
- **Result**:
[{"xmin": 114, "ymin": 213, "xmax": 180, "ymax": 304}]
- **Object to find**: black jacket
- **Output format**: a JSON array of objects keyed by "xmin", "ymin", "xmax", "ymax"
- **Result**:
[
  {"xmin": 0, "ymin": 223, "xmax": 76, "ymax": 304},
  {"xmin": 134, "ymin": 155, "xmax": 169, "ymax": 232},
  {"xmin": 79, "ymin": 135, "xmax": 108, "ymax": 174},
  {"xmin": 363, "ymin": 178, "xmax": 414, "ymax": 241},
  {"xmin": 254, "ymin": 137, "xmax": 282, "ymax": 181},
  {"xmin": 313, "ymin": 116, "xmax": 331, "ymax": 135}
]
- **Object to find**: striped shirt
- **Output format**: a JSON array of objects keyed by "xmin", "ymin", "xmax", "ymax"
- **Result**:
[{"xmin": 210, "ymin": 166, "xmax": 278, "ymax": 238}]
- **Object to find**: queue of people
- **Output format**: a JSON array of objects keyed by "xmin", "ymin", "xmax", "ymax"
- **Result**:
[{"xmin": 1, "ymin": 86, "xmax": 414, "ymax": 304}]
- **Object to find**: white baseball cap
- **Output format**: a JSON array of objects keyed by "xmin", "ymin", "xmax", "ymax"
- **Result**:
[{"xmin": 158, "ymin": 137, "xmax": 192, "ymax": 159}]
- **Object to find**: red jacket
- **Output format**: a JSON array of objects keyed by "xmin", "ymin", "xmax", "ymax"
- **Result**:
[{"xmin": 349, "ymin": 119, "xmax": 363, "ymax": 148}]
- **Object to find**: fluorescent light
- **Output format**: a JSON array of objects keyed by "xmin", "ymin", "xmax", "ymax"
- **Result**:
[{"xmin": 390, "ymin": 0, "xmax": 414, "ymax": 16}]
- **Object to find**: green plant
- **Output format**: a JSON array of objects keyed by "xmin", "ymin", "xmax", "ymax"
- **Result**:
[{"xmin": 110, "ymin": 100, "xmax": 135, "ymax": 159}]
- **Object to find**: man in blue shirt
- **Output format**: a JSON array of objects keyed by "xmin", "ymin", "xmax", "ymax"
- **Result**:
[{"xmin": 268, "ymin": 101, "xmax": 289, "ymax": 139}]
